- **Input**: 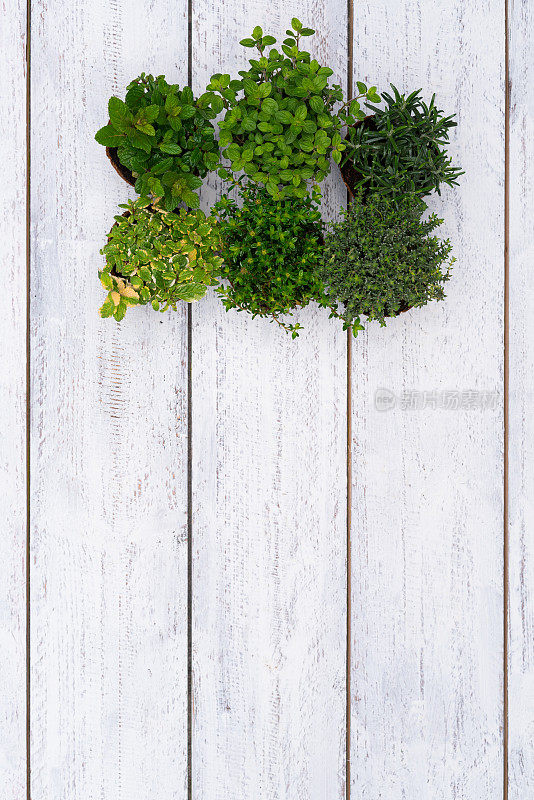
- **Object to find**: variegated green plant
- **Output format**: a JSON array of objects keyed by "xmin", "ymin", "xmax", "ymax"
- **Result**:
[{"xmin": 99, "ymin": 198, "xmax": 222, "ymax": 321}]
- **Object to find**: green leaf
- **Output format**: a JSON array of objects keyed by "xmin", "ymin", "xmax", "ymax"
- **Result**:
[
  {"xmin": 135, "ymin": 121, "xmax": 155, "ymax": 135},
  {"xmin": 261, "ymin": 98, "xmax": 278, "ymax": 116},
  {"xmin": 182, "ymin": 86, "xmax": 194, "ymax": 103},
  {"xmin": 356, "ymin": 81, "xmax": 367, "ymax": 94},
  {"xmin": 262, "ymin": 35, "xmax": 276, "ymax": 45},
  {"xmin": 100, "ymin": 272, "xmax": 113, "ymax": 289},
  {"xmin": 165, "ymin": 94, "xmax": 181, "ymax": 114},
  {"xmin": 180, "ymin": 104, "xmax": 196, "ymax": 119},
  {"xmin": 243, "ymin": 78, "xmax": 259, "ymax": 97},
  {"xmin": 210, "ymin": 95, "xmax": 224, "ymax": 114},
  {"xmin": 175, "ymin": 282, "xmax": 207, "ymax": 301},
  {"xmin": 108, "ymin": 97, "xmax": 132, "ymax": 132},
  {"xmin": 151, "ymin": 156, "xmax": 174, "ymax": 174},
  {"xmin": 300, "ymin": 27, "xmax": 314, "ymax": 36},
  {"xmin": 240, "ymin": 38, "xmax": 256, "ymax": 47},
  {"xmin": 241, "ymin": 115, "xmax": 256, "ymax": 132},
  {"xmin": 127, "ymin": 128, "xmax": 152, "ymax": 152},
  {"xmin": 148, "ymin": 177, "xmax": 164, "ymax": 196},
  {"xmin": 125, "ymin": 85, "xmax": 146, "ymax": 111},
  {"xmin": 252, "ymin": 25, "xmax": 263, "ymax": 40},
  {"xmin": 95, "ymin": 125, "xmax": 124, "ymax": 147},
  {"xmin": 317, "ymin": 113, "xmax": 333, "ymax": 128},
  {"xmin": 144, "ymin": 104, "xmax": 160, "ymax": 122},
  {"xmin": 276, "ymin": 110, "xmax": 293, "ymax": 125},
  {"xmin": 114, "ymin": 302, "xmax": 127, "ymax": 322},
  {"xmin": 99, "ymin": 297, "xmax": 115, "ymax": 318},
  {"xmin": 291, "ymin": 17, "xmax": 302, "ymax": 31},
  {"xmin": 309, "ymin": 96, "xmax": 324, "ymax": 114},
  {"xmin": 312, "ymin": 75, "xmax": 328, "ymax": 92},
  {"xmin": 182, "ymin": 189, "xmax": 200, "ymax": 208},
  {"xmin": 160, "ymin": 142, "xmax": 183, "ymax": 154}
]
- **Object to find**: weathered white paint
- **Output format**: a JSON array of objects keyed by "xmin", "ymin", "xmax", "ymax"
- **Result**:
[
  {"xmin": 350, "ymin": 1, "xmax": 505, "ymax": 797},
  {"xmin": 190, "ymin": 2, "xmax": 348, "ymax": 798},
  {"xmin": 3, "ymin": 0, "xmax": 531, "ymax": 794},
  {"xmin": 29, "ymin": 0, "xmax": 189, "ymax": 797},
  {"xmin": 0, "ymin": 0, "xmax": 27, "ymax": 795},
  {"xmin": 508, "ymin": 0, "xmax": 534, "ymax": 796}
]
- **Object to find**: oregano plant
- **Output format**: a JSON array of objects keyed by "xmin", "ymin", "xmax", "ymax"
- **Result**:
[{"xmin": 201, "ymin": 18, "xmax": 380, "ymax": 199}]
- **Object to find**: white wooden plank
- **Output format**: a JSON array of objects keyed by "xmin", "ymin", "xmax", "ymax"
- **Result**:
[
  {"xmin": 350, "ymin": 1, "xmax": 505, "ymax": 797},
  {"xmin": 0, "ymin": 0, "xmax": 27, "ymax": 795},
  {"xmin": 508, "ymin": 0, "xmax": 534, "ymax": 795},
  {"xmin": 191, "ymin": 2, "xmax": 348, "ymax": 797},
  {"xmin": 30, "ymin": 0, "xmax": 189, "ymax": 797}
]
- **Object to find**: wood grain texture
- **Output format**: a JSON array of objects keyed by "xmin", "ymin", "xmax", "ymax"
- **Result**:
[
  {"xmin": 29, "ymin": 0, "xmax": 189, "ymax": 797},
  {"xmin": 350, "ymin": 1, "xmax": 505, "ymax": 797},
  {"xmin": 0, "ymin": 0, "xmax": 27, "ymax": 795},
  {"xmin": 190, "ymin": 2, "xmax": 348, "ymax": 797},
  {"xmin": 508, "ymin": 0, "xmax": 534, "ymax": 796}
]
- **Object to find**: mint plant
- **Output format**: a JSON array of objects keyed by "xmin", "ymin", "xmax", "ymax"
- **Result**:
[
  {"xmin": 202, "ymin": 19, "xmax": 380, "ymax": 199},
  {"xmin": 214, "ymin": 184, "xmax": 328, "ymax": 336},
  {"xmin": 320, "ymin": 191, "xmax": 454, "ymax": 334},
  {"xmin": 95, "ymin": 74, "xmax": 220, "ymax": 210},
  {"xmin": 342, "ymin": 85, "xmax": 463, "ymax": 198},
  {"xmin": 99, "ymin": 198, "xmax": 222, "ymax": 321}
]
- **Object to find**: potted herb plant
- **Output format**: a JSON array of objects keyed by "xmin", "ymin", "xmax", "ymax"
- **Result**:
[
  {"xmin": 200, "ymin": 18, "xmax": 379, "ymax": 200},
  {"xmin": 95, "ymin": 74, "xmax": 220, "ymax": 209},
  {"xmin": 99, "ymin": 198, "xmax": 222, "ymax": 321},
  {"xmin": 339, "ymin": 85, "xmax": 463, "ymax": 198},
  {"xmin": 320, "ymin": 191, "xmax": 455, "ymax": 335},
  {"xmin": 214, "ymin": 183, "xmax": 330, "ymax": 337}
]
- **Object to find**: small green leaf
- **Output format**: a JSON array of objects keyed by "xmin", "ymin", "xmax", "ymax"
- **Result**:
[
  {"xmin": 114, "ymin": 303, "xmax": 127, "ymax": 322},
  {"xmin": 276, "ymin": 110, "xmax": 293, "ymax": 125},
  {"xmin": 182, "ymin": 189, "xmax": 200, "ymax": 208},
  {"xmin": 99, "ymin": 297, "xmax": 115, "ymax": 318},
  {"xmin": 176, "ymin": 282, "xmax": 207, "ymax": 301},
  {"xmin": 135, "ymin": 121, "xmax": 155, "ymax": 135},
  {"xmin": 160, "ymin": 142, "xmax": 182, "ymax": 154},
  {"xmin": 95, "ymin": 125, "xmax": 124, "ymax": 147},
  {"xmin": 127, "ymin": 128, "xmax": 152, "ymax": 152},
  {"xmin": 309, "ymin": 96, "xmax": 324, "ymax": 114},
  {"xmin": 180, "ymin": 104, "xmax": 196, "ymax": 119},
  {"xmin": 258, "ymin": 82, "xmax": 272, "ymax": 98},
  {"xmin": 108, "ymin": 97, "xmax": 132, "ymax": 132}
]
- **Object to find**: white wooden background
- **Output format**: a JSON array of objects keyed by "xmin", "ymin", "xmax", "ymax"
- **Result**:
[{"xmin": 1, "ymin": 0, "xmax": 532, "ymax": 797}]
